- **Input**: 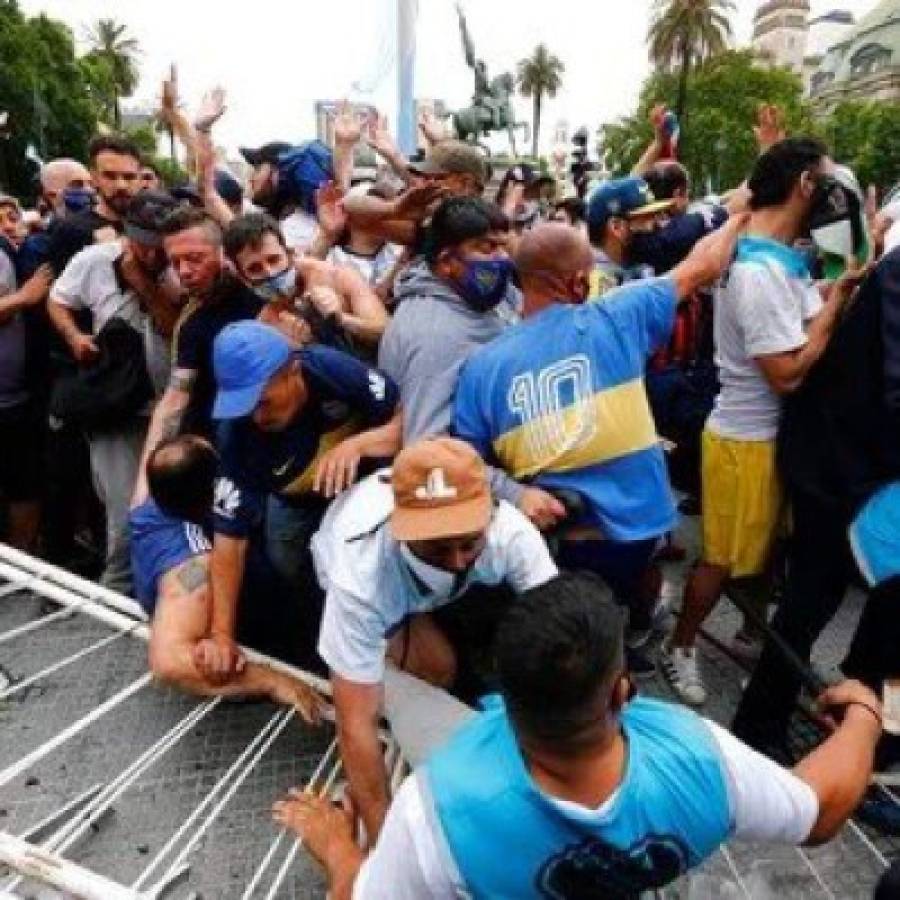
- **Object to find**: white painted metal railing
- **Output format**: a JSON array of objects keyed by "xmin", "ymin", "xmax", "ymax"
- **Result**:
[{"xmin": 0, "ymin": 542, "xmax": 895, "ymax": 898}]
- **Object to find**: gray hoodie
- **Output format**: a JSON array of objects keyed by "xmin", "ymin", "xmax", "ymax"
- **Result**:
[{"xmin": 378, "ymin": 260, "xmax": 524, "ymax": 505}]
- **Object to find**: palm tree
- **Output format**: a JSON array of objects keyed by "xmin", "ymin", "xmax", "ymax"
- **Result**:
[
  {"xmin": 647, "ymin": 0, "xmax": 734, "ymax": 121},
  {"xmin": 85, "ymin": 18, "xmax": 140, "ymax": 128},
  {"xmin": 517, "ymin": 44, "xmax": 565, "ymax": 159}
]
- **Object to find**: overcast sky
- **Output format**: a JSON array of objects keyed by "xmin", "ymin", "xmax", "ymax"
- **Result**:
[{"xmin": 20, "ymin": 0, "xmax": 876, "ymax": 157}]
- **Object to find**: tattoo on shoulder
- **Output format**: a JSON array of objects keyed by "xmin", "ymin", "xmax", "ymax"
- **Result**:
[{"xmin": 175, "ymin": 557, "xmax": 208, "ymax": 594}]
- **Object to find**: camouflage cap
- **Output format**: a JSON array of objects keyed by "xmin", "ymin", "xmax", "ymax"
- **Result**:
[{"xmin": 408, "ymin": 140, "xmax": 490, "ymax": 186}]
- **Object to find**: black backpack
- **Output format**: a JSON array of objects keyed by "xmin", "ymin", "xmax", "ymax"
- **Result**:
[{"xmin": 50, "ymin": 317, "xmax": 153, "ymax": 431}]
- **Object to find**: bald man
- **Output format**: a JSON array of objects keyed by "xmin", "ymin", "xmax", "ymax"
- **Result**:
[
  {"xmin": 453, "ymin": 219, "xmax": 746, "ymax": 670},
  {"xmin": 40, "ymin": 159, "xmax": 93, "ymax": 220}
]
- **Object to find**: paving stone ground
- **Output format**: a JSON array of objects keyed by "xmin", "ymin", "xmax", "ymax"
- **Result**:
[{"xmin": 0, "ymin": 517, "xmax": 896, "ymax": 898}]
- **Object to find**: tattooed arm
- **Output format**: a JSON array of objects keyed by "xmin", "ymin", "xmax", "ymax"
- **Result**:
[
  {"xmin": 131, "ymin": 368, "xmax": 197, "ymax": 507},
  {"xmin": 148, "ymin": 553, "xmax": 323, "ymax": 722}
]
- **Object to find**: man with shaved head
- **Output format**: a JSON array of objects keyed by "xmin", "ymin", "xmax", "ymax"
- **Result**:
[
  {"xmin": 39, "ymin": 158, "xmax": 93, "ymax": 220},
  {"xmin": 454, "ymin": 218, "xmax": 747, "ymax": 672}
]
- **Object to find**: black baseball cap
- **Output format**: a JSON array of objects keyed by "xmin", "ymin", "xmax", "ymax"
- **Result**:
[
  {"xmin": 124, "ymin": 190, "xmax": 182, "ymax": 246},
  {"xmin": 239, "ymin": 142, "xmax": 292, "ymax": 168}
]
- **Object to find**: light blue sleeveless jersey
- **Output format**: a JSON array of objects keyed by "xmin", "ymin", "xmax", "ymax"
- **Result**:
[{"xmin": 425, "ymin": 695, "xmax": 731, "ymax": 899}]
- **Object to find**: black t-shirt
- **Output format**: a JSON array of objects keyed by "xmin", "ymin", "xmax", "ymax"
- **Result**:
[
  {"xmin": 173, "ymin": 277, "xmax": 264, "ymax": 438},
  {"xmin": 47, "ymin": 210, "xmax": 123, "ymax": 275}
]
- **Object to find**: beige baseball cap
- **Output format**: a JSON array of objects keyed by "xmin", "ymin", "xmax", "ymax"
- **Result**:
[
  {"xmin": 390, "ymin": 437, "xmax": 492, "ymax": 542},
  {"xmin": 407, "ymin": 141, "xmax": 490, "ymax": 187}
]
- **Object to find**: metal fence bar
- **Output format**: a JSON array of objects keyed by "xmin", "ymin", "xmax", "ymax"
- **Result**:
[
  {"xmin": 719, "ymin": 845, "xmax": 752, "ymax": 899},
  {"xmin": 2, "ymin": 699, "xmax": 220, "ymax": 893},
  {"xmin": 133, "ymin": 707, "xmax": 293, "ymax": 890},
  {"xmin": 239, "ymin": 738, "xmax": 339, "ymax": 900},
  {"xmin": 0, "ymin": 630, "xmax": 131, "ymax": 700},
  {"xmin": 0, "ymin": 832, "xmax": 144, "ymax": 900},
  {"xmin": 144, "ymin": 708, "xmax": 303, "ymax": 898},
  {"xmin": 0, "ymin": 603, "xmax": 81, "ymax": 645},
  {"xmin": 0, "ymin": 672, "xmax": 153, "ymax": 789},
  {"xmin": 261, "ymin": 758, "xmax": 345, "ymax": 900}
]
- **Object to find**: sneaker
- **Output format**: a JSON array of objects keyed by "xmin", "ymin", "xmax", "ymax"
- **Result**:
[
  {"xmin": 659, "ymin": 645, "xmax": 707, "ymax": 706},
  {"xmin": 626, "ymin": 646, "xmax": 657, "ymax": 680}
]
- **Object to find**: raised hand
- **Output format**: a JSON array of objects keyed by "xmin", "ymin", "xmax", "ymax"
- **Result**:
[
  {"xmin": 194, "ymin": 87, "xmax": 227, "ymax": 132},
  {"xmin": 158, "ymin": 76, "xmax": 179, "ymax": 123},
  {"xmin": 418, "ymin": 107, "xmax": 447, "ymax": 145},
  {"xmin": 316, "ymin": 182, "xmax": 348, "ymax": 240},
  {"xmin": 366, "ymin": 111, "xmax": 398, "ymax": 158},
  {"xmin": 649, "ymin": 103, "xmax": 668, "ymax": 139},
  {"xmin": 753, "ymin": 103, "xmax": 786, "ymax": 153},
  {"xmin": 332, "ymin": 99, "xmax": 363, "ymax": 147}
]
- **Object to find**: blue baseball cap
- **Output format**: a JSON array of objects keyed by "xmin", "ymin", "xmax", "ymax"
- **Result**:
[
  {"xmin": 212, "ymin": 321, "xmax": 291, "ymax": 420},
  {"xmin": 586, "ymin": 177, "xmax": 674, "ymax": 232}
]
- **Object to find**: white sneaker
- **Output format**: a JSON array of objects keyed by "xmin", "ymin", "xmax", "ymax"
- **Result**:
[{"xmin": 660, "ymin": 645, "xmax": 707, "ymax": 706}]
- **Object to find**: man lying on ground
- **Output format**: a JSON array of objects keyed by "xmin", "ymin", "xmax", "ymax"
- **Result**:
[
  {"xmin": 129, "ymin": 433, "xmax": 322, "ymax": 721},
  {"xmin": 276, "ymin": 572, "xmax": 882, "ymax": 899}
]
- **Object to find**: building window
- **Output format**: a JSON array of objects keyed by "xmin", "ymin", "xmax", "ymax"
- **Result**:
[
  {"xmin": 811, "ymin": 71, "xmax": 834, "ymax": 94},
  {"xmin": 850, "ymin": 44, "xmax": 892, "ymax": 78}
]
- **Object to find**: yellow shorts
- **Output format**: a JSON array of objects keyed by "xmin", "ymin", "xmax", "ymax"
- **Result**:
[{"xmin": 701, "ymin": 429, "xmax": 783, "ymax": 578}]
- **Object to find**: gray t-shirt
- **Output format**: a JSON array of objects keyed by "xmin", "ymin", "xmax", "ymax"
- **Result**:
[
  {"xmin": 707, "ymin": 256, "xmax": 822, "ymax": 441},
  {"xmin": 0, "ymin": 248, "xmax": 27, "ymax": 409}
]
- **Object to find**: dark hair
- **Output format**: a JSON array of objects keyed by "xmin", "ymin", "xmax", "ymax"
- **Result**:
[
  {"xmin": 223, "ymin": 212, "xmax": 287, "ymax": 261},
  {"xmin": 88, "ymin": 134, "xmax": 142, "ymax": 166},
  {"xmin": 644, "ymin": 161, "xmax": 689, "ymax": 202},
  {"xmin": 140, "ymin": 159, "xmax": 163, "ymax": 178},
  {"xmin": 748, "ymin": 137, "xmax": 827, "ymax": 211},
  {"xmin": 160, "ymin": 205, "xmax": 223, "ymax": 244},
  {"xmin": 424, "ymin": 197, "xmax": 508, "ymax": 264},
  {"xmin": 495, "ymin": 572, "xmax": 624, "ymax": 744},
  {"xmin": 125, "ymin": 190, "xmax": 181, "ymax": 233},
  {"xmin": 147, "ymin": 435, "xmax": 218, "ymax": 523}
]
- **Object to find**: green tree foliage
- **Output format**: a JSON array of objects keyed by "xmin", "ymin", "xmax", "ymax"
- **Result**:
[
  {"xmin": 647, "ymin": 0, "xmax": 734, "ymax": 119},
  {"xmin": 84, "ymin": 18, "xmax": 139, "ymax": 128},
  {"xmin": 600, "ymin": 51, "xmax": 814, "ymax": 193},
  {"xmin": 0, "ymin": 0, "xmax": 97, "ymax": 197},
  {"xmin": 820, "ymin": 100, "xmax": 900, "ymax": 191},
  {"xmin": 517, "ymin": 44, "xmax": 565, "ymax": 159}
]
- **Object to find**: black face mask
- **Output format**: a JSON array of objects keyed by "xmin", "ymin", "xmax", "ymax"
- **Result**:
[{"xmin": 807, "ymin": 175, "xmax": 862, "ymax": 260}]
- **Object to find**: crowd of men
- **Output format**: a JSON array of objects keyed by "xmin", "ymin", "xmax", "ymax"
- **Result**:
[{"xmin": 2, "ymin": 88, "xmax": 900, "ymax": 897}]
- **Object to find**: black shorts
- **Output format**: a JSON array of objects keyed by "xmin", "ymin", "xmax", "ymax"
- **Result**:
[{"xmin": 0, "ymin": 401, "xmax": 44, "ymax": 502}]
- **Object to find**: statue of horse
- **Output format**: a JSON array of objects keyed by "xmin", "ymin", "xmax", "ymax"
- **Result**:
[{"xmin": 448, "ymin": 72, "xmax": 530, "ymax": 156}]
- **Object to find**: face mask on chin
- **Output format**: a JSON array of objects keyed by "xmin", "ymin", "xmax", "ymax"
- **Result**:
[
  {"xmin": 452, "ymin": 255, "xmax": 515, "ymax": 312},
  {"xmin": 399, "ymin": 543, "xmax": 472, "ymax": 600},
  {"xmin": 252, "ymin": 266, "xmax": 296, "ymax": 302}
]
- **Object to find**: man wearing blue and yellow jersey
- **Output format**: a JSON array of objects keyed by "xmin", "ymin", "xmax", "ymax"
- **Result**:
[
  {"xmin": 197, "ymin": 320, "xmax": 401, "ymax": 684},
  {"xmin": 453, "ymin": 218, "xmax": 746, "ymax": 653}
]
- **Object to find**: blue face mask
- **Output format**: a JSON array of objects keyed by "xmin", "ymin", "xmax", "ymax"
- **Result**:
[
  {"xmin": 62, "ymin": 187, "xmax": 95, "ymax": 215},
  {"xmin": 252, "ymin": 266, "xmax": 296, "ymax": 302},
  {"xmin": 454, "ymin": 256, "xmax": 514, "ymax": 312}
]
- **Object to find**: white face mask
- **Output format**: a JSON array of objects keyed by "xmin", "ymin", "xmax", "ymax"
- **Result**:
[
  {"xmin": 253, "ymin": 266, "xmax": 296, "ymax": 302},
  {"xmin": 399, "ymin": 543, "xmax": 465, "ymax": 600}
]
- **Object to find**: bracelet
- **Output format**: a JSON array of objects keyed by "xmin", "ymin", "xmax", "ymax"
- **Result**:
[{"xmin": 846, "ymin": 700, "xmax": 883, "ymax": 726}]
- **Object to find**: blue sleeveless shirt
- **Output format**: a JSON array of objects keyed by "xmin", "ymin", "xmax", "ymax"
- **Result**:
[{"xmin": 425, "ymin": 695, "xmax": 731, "ymax": 899}]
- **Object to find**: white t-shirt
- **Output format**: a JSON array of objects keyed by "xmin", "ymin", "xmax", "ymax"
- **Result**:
[
  {"xmin": 707, "ymin": 257, "xmax": 822, "ymax": 441},
  {"xmin": 313, "ymin": 472, "xmax": 558, "ymax": 684},
  {"xmin": 353, "ymin": 719, "xmax": 819, "ymax": 899},
  {"xmin": 51, "ymin": 241, "xmax": 171, "ymax": 395},
  {"xmin": 280, "ymin": 210, "xmax": 319, "ymax": 253}
]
